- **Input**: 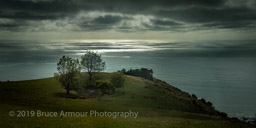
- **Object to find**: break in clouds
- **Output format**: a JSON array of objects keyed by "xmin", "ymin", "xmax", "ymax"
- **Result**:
[
  {"xmin": 0, "ymin": 0, "xmax": 256, "ymax": 32},
  {"xmin": 0, "ymin": 40, "xmax": 256, "ymax": 63}
]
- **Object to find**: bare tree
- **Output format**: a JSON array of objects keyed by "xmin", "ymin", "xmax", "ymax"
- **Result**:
[
  {"xmin": 81, "ymin": 51, "xmax": 106, "ymax": 80},
  {"xmin": 57, "ymin": 56, "xmax": 81, "ymax": 95}
]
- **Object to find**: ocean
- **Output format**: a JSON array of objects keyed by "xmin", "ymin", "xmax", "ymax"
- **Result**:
[{"xmin": 0, "ymin": 40, "xmax": 255, "ymax": 118}]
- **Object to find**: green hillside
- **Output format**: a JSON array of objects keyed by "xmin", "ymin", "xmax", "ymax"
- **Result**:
[{"xmin": 0, "ymin": 73, "xmax": 254, "ymax": 128}]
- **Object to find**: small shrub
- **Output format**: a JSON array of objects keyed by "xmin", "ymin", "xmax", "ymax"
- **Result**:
[
  {"xmin": 230, "ymin": 117, "xmax": 240, "ymax": 122},
  {"xmin": 191, "ymin": 94, "xmax": 197, "ymax": 99},
  {"xmin": 96, "ymin": 80, "xmax": 115, "ymax": 96},
  {"xmin": 110, "ymin": 72, "xmax": 125, "ymax": 88},
  {"xmin": 200, "ymin": 98, "xmax": 207, "ymax": 104},
  {"xmin": 207, "ymin": 101, "xmax": 213, "ymax": 106},
  {"xmin": 219, "ymin": 112, "xmax": 228, "ymax": 118}
]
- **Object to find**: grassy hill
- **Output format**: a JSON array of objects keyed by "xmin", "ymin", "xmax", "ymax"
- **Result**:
[{"xmin": 0, "ymin": 73, "xmax": 254, "ymax": 128}]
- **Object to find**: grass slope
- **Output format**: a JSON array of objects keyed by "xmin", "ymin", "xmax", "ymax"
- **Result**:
[{"xmin": 0, "ymin": 73, "xmax": 254, "ymax": 128}]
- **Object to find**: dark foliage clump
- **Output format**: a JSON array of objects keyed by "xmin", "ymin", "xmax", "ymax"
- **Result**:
[
  {"xmin": 192, "ymin": 100, "xmax": 197, "ymax": 105},
  {"xmin": 121, "ymin": 68, "xmax": 153, "ymax": 80},
  {"xmin": 96, "ymin": 80, "xmax": 115, "ymax": 96},
  {"xmin": 200, "ymin": 98, "xmax": 207, "ymax": 104},
  {"xmin": 110, "ymin": 72, "xmax": 125, "ymax": 88},
  {"xmin": 219, "ymin": 112, "xmax": 228, "ymax": 118},
  {"xmin": 191, "ymin": 94, "xmax": 197, "ymax": 99},
  {"xmin": 207, "ymin": 101, "xmax": 213, "ymax": 106}
]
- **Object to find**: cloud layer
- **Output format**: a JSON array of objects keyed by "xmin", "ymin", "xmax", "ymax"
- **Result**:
[
  {"xmin": 0, "ymin": 0, "xmax": 256, "ymax": 32},
  {"xmin": 1, "ymin": 40, "xmax": 255, "ymax": 63}
]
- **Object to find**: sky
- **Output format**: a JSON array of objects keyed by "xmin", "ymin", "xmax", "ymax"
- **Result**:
[{"xmin": 0, "ymin": 0, "xmax": 256, "ymax": 40}]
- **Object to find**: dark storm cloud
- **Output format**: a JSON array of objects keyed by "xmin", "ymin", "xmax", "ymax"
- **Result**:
[
  {"xmin": 0, "ymin": 0, "xmax": 80, "ymax": 19},
  {"xmin": 143, "ymin": 19, "xmax": 184, "ymax": 31},
  {"xmin": 152, "ymin": 20, "xmax": 181, "ymax": 26},
  {"xmin": 0, "ymin": 19, "xmax": 30, "ymax": 31},
  {"xmin": 93, "ymin": 15, "xmax": 123, "ymax": 25},
  {"xmin": 155, "ymin": 6, "xmax": 256, "ymax": 29},
  {"xmin": 0, "ymin": 23, "xmax": 21, "ymax": 28},
  {"xmin": 0, "ymin": 0, "xmax": 256, "ymax": 31},
  {"xmin": 0, "ymin": 11, "xmax": 65, "ymax": 20},
  {"xmin": 78, "ymin": 15, "xmax": 125, "ymax": 30}
]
